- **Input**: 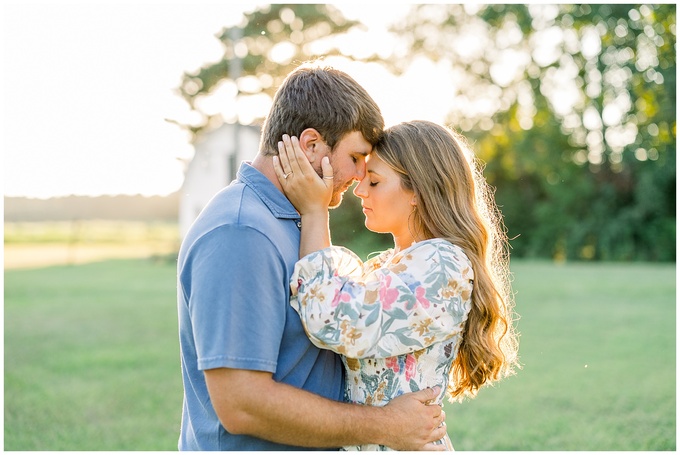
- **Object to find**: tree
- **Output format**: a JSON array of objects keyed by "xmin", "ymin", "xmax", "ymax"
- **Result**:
[
  {"xmin": 177, "ymin": 4, "xmax": 391, "ymax": 256},
  {"xmin": 177, "ymin": 4, "xmax": 361, "ymax": 135},
  {"xmin": 177, "ymin": 4, "xmax": 676, "ymax": 261},
  {"xmin": 391, "ymin": 4, "xmax": 676, "ymax": 260}
]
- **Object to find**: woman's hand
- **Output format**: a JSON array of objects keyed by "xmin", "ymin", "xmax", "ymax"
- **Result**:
[{"xmin": 273, "ymin": 135, "xmax": 334, "ymax": 216}]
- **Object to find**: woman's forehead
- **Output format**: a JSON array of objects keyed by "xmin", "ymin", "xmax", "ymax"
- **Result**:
[{"xmin": 366, "ymin": 154, "xmax": 391, "ymax": 173}]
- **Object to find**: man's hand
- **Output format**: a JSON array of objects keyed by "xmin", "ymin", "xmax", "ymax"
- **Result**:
[
  {"xmin": 206, "ymin": 368, "xmax": 449, "ymax": 449},
  {"xmin": 379, "ymin": 387, "xmax": 449, "ymax": 451}
]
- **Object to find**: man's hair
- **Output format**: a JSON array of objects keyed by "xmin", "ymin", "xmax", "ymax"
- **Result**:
[{"xmin": 259, "ymin": 64, "xmax": 384, "ymax": 155}]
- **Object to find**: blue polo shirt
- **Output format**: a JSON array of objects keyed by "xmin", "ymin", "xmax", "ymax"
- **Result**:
[{"xmin": 177, "ymin": 161, "xmax": 345, "ymax": 451}]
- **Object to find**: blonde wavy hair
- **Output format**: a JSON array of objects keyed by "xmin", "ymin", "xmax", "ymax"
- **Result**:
[{"xmin": 374, "ymin": 120, "xmax": 520, "ymax": 401}]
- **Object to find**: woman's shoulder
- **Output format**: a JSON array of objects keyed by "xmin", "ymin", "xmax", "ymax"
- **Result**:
[
  {"xmin": 409, "ymin": 238, "xmax": 467, "ymax": 257},
  {"xmin": 363, "ymin": 248, "xmax": 395, "ymax": 271}
]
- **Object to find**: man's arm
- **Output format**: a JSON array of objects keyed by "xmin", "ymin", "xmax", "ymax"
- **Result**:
[{"xmin": 205, "ymin": 368, "xmax": 448, "ymax": 450}]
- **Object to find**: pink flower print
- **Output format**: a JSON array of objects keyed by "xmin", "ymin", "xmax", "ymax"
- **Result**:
[
  {"xmin": 331, "ymin": 288, "xmax": 351, "ymax": 308},
  {"xmin": 386, "ymin": 356, "xmax": 400, "ymax": 373},
  {"xmin": 415, "ymin": 286, "xmax": 430, "ymax": 309},
  {"xmin": 379, "ymin": 276, "xmax": 399, "ymax": 310},
  {"xmin": 404, "ymin": 354, "xmax": 417, "ymax": 381}
]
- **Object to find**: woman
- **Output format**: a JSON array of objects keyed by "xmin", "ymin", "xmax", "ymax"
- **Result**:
[{"xmin": 273, "ymin": 121, "xmax": 519, "ymax": 450}]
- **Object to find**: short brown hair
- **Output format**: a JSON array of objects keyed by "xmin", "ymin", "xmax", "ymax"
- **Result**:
[{"xmin": 259, "ymin": 64, "xmax": 384, "ymax": 155}]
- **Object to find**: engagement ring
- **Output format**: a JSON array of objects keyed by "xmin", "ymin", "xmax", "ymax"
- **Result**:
[{"xmin": 284, "ymin": 172, "xmax": 293, "ymax": 179}]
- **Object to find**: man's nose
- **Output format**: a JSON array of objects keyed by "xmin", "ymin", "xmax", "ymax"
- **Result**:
[
  {"xmin": 355, "ymin": 160, "xmax": 367, "ymax": 180},
  {"xmin": 353, "ymin": 179, "xmax": 367, "ymax": 198}
]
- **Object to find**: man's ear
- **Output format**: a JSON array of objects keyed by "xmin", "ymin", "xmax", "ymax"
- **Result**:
[{"xmin": 298, "ymin": 128, "xmax": 325, "ymax": 164}]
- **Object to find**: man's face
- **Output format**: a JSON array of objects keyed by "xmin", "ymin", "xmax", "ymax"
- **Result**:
[{"xmin": 313, "ymin": 131, "xmax": 372, "ymax": 208}]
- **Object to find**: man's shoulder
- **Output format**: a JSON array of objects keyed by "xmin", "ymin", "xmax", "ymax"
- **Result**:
[
  {"xmin": 179, "ymin": 185, "xmax": 276, "ymax": 259},
  {"xmin": 202, "ymin": 182, "xmax": 276, "ymax": 228}
]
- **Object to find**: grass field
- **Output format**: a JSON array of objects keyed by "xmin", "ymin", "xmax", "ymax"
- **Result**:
[
  {"xmin": 4, "ymin": 221, "xmax": 179, "ymax": 269},
  {"xmin": 4, "ymin": 255, "xmax": 676, "ymax": 450},
  {"xmin": 447, "ymin": 260, "xmax": 676, "ymax": 450}
]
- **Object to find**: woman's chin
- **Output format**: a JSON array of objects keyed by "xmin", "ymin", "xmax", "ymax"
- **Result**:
[{"xmin": 364, "ymin": 221, "xmax": 386, "ymax": 235}]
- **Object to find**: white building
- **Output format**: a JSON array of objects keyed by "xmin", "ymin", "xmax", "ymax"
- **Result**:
[{"xmin": 179, "ymin": 123, "xmax": 261, "ymax": 237}]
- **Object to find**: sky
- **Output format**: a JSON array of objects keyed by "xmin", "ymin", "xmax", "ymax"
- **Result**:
[{"xmin": 2, "ymin": 1, "xmax": 455, "ymax": 199}]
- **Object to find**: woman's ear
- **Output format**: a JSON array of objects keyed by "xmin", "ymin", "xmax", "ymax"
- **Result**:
[{"xmin": 298, "ymin": 128, "xmax": 325, "ymax": 164}]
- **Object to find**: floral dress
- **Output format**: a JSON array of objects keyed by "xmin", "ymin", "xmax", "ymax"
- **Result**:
[{"xmin": 290, "ymin": 238, "xmax": 474, "ymax": 451}]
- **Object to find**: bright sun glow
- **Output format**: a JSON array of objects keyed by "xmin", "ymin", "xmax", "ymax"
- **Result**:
[
  {"xmin": 4, "ymin": 2, "xmax": 254, "ymax": 198},
  {"xmin": 4, "ymin": 2, "xmax": 456, "ymax": 199}
]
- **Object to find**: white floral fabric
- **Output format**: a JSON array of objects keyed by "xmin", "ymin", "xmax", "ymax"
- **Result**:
[{"xmin": 290, "ymin": 238, "xmax": 474, "ymax": 451}]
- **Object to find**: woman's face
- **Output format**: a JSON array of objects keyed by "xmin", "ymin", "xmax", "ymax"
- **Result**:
[{"xmin": 353, "ymin": 154, "xmax": 415, "ymax": 242}]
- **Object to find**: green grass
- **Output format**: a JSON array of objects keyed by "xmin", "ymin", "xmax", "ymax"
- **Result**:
[
  {"xmin": 446, "ymin": 260, "xmax": 676, "ymax": 450},
  {"xmin": 4, "ymin": 258, "xmax": 182, "ymax": 450},
  {"xmin": 4, "ymin": 220, "xmax": 180, "ymax": 244},
  {"xmin": 4, "ymin": 259, "xmax": 676, "ymax": 450}
]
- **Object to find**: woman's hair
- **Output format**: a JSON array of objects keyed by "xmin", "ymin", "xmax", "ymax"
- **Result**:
[
  {"xmin": 259, "ymin": 63, "xmax": 384, "ymax": 155},
  {"xmin": 374, "ymin": 120, "xmax": 519, "ymax": 401}
]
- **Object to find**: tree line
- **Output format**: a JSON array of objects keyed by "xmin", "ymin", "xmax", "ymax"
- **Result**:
[{"xmin": 179, "ymin": 4, "xmax": 675, "ymax": 261}]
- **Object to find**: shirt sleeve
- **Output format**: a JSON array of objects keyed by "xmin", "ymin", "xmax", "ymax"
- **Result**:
[
  {"xmin": 290, "ymin": 242, "xmax": 474, "ymax": 359},
  {"xmin": 185, "ymin": 225, "xmax": 287, "ymax": 372}
]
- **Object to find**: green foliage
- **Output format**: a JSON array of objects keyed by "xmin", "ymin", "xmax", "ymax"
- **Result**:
[
  {"xmin": 179, "ymin": 4, "xmax": 361, "ymax": 133},
  {"xmin": 329, "ymin": 184, "xmax": 392, "ymax": 259},
  {"xmin": 394, "ymin": 4, "xmax": 676, "ymax": 261},
  {"xmin": 4, "ymin": 259, "xmax": 675, "ymax": 449},
  {"xmin": 180, "ymin": 4, "xmax": 675, "ymax": 261}
]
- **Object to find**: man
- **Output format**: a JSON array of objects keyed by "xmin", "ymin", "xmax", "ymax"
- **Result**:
[{"xmin": 177, "ymin": 64, "xmax": 447, "ymax": 450}]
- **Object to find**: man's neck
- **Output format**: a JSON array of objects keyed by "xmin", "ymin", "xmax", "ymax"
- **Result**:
[{"xmin": 251, "ymin": 153, "xmax": 285, "ymax": 194}]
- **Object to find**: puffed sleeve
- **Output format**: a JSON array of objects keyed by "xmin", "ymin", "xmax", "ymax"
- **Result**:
[{"xmin": 290, "ymin": 241, "xmax": 474, "ymax": 359}]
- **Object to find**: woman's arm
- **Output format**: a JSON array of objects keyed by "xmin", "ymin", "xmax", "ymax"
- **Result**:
[
  {"xmin": 273, "ymin": 135, "xmax": 333, "ymax": 257},
  {"xmin": 291, "ymin": 241, "xmax": 474, "ymax": 358}
]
